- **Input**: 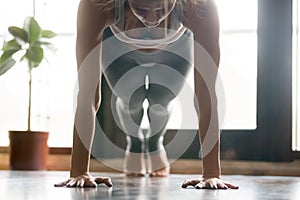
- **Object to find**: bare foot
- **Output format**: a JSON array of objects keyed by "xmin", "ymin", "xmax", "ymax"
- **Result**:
[
  {"xmin": 147, "ymin": 149, "xmax": 170, "ymax": 177},
  {"xmin": 124, "ymin": 151, "xmax": 146, "ymax": 177},
  {"xmin": 149, "ymin": 166, "xmax": 170, "ymax": 177}
]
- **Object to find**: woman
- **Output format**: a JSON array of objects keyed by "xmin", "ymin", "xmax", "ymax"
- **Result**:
[{"xmin": 55, "ymin": 0, "xmax": 238, "ymax": 189}]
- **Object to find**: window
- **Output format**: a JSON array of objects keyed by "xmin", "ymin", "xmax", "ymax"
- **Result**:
[
  {"xmin": 220, "ymin": 0, "xmax": 295, "ymax": 161},
  {"xmin": 215, "ymin": 0, "xmax": 257, "ymax": 129},
  {"xmin": 0, "ymin": 0, "xmax": 79, "ymax": 147},
  {"xmin": 293, "ymin": 0, "xmax": 300, "ymax": 151}
]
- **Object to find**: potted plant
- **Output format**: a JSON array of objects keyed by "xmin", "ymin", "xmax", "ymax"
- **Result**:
[{"xmin": 0, "ymin": 16, "xmax": 56, "ymax": 170}]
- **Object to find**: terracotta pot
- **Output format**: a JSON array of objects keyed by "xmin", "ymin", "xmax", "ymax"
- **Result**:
[{"xmin": 9, "ymin": 131, "xmax": 49, "ymax": 170}]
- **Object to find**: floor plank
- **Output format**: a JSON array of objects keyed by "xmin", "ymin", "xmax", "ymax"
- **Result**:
[
  {"xmin": 0, "ymin": 171, "xmax": 300, "ymax": 200},
  {"xmin": 1, "ymin": 153, "xmax": 300, "ymax": 176}
]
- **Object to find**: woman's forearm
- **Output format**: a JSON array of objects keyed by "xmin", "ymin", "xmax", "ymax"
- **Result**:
[
  {"xmin": 70, "ymin": 69, "xmax": 100, "ymax": 178},
  {"xmin": 199, "ymin": 105, "xmax": 221, "ymax": 179},
  {"xmin": 72, "ymin": 0, "xmax": 106, "ymax": 178},
  {"xmin": 70, "ymin": 125, "xmax": 92, "ymax": 177}
]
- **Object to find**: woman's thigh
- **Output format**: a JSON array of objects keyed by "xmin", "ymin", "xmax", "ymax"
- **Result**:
[
  {"xmin": 103, "ymin": 54, "xmax": 148, "ymax": 106},
  {"xmin": 146, "ymin": 52, "xmax": 193, "ymax": 106}
]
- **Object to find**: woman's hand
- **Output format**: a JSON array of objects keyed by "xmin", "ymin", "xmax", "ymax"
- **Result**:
[
  {"xmin": 54, "ymin": 173, "xmax": 112, "ymax": 188},
  {"xmin": 182, "ymin": 177, "xmax": 238, "ymax": 189}
]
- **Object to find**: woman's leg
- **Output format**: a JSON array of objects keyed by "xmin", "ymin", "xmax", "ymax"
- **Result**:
[
  {"xmin": 102, "ymin": 44, "xmax": 148, "ymax": 175},
  {"xmin": 146, "ymin": 84, "xmax": 175, "ymax": 177},
  {"xmin": 115, "ymin": 84, "xmax": 146, "ymax": 155},
  {"xmin": 146, "ymin": 50, "xmax": 193, "ymax": 176},
  {"xmin": 115, "ymin": 86, "xmax": 147, "ymax": 176}
]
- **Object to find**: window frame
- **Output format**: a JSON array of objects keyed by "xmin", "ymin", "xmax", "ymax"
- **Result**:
[{"xmin": 220, "ymin": 0, "xmax": 296, "ymax": 161}]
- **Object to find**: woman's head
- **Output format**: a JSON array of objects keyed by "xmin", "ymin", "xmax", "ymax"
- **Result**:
[{"xmin": 128, "ymin": 0, "xmax": 177, "ymax": 27}]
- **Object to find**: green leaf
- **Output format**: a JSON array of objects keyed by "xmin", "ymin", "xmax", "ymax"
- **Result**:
[
  {"xmin": 2, "ymin": 39, "xmax": 22, "ymax": 51},
  {"xmin": 20, "ymin": 54, "xmax": 27, "ymax": 62},
  {"xmin": 8, "ymin": 26, "xmax": 28, "ymax": 42},
  {"xmin": 24, "ymin": 17, "xmax": 41, "ymax": 43},
  {"xmin": 0, "ymin": 57, "xmax": 16, "ymax": 75},
  {"xmin": 31, "ymin": 61, "xmax": 40, "ymax": 68},
  {"xmin": 0, "ymin": 49, "xmax": 20, "ymax": 63},
  {"xmin": 36, "ymin": 41, "xmax": 51, "ymax": 46},
  {"xmin": 25, "ymin": 46, "xmax": 44, "ymax": 64},
  {"xmin": 36, "ymin": 41, "xmax": 57, "ymax": 53},
  {"xmin": 41, "ymin": 30, "xmax": 57, "ymax": 38}
]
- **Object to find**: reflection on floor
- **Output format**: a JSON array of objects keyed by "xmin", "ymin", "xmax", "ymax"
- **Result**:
[{"xmin": 0, "ymin": 171, "xmax": 300, "ymax": 200}]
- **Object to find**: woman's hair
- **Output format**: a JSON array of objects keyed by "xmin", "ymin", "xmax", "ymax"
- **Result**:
[
  {"xmin": 90, "ymin": 0, "xmax": 114, "ymax": 11},
  {"xmin": 90, "ymin": 0, "xmax": 205, "ymax": 11}
]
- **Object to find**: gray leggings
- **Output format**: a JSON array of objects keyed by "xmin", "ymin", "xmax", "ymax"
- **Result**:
[{"xmin": 101, "ymin": 27, "xmax": 194, "ymax": 153}]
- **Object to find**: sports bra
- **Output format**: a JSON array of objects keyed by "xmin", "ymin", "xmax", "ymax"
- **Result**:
[{"xmin": 110, "ymin": 0, "xmax": 187, "ymax": 49}]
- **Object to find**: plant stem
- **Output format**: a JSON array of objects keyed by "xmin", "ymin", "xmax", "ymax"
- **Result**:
[{"xmin": 28, "ymin": 67, "xmax": 32, "ymax": 132}]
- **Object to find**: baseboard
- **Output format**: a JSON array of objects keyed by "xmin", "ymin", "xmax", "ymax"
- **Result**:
[{"xmin": 1, "ymin": 153, "xmax": 299, "ymax": 176}]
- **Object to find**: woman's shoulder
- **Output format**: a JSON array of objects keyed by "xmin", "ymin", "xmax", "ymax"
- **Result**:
[
  {"xmin": 182, "ymin": 0, "xmax": 216, "ymax": 18},
  {"xmin": 182, "ymin": 0, "xmax": 218, "ymax": 31}
]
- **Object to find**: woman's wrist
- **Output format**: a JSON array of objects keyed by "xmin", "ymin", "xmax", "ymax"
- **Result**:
[
  {"xmin": 202, "ymin": 164, "xmax": 221, "ymax": 179},
  {"xmin": 70, "ymin": 167, "xmax": 90, "ymax": 177},
  {"xmin": 202, "ymin": 173, "xmax": 221, "ymax": 179}
]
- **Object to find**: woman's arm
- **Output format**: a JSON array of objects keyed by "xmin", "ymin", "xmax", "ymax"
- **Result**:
[
  {"xmin": 55, "ymin": 0, "xmax": 114, "ymax": 187},
  {"xmin": 182, "ymin": 0, "xmax": 238, "ymax": 189}
]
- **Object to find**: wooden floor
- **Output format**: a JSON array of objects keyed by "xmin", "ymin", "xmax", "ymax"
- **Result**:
[{"xmin": 0, "ymin": 171, "xmax": 300, "ymax": 200}]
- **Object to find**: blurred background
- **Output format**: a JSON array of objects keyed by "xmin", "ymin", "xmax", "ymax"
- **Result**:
[{"xmin": 0, "ymin": 0, "xmax": 299, "ymax": 162}]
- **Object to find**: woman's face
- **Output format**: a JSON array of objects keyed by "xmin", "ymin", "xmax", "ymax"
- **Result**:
[{"xmin": 128, "ymin": 0, "xmax": 176, "ymax": 27}]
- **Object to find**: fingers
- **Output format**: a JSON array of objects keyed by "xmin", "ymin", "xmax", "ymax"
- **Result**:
[
  {"xmin": 54, "ymin": 178, "xmax": 79, "ymax": 188},
  {"xmin": 224, "ymin": 182, "xmax": 239, "ymax": 189},
  {"xmin": 195, "ymin": 180, "xmax": 217, "ymax": 189},
  {"xmin": 209, "ymin": 181, "xmax": 218, "ymax": 189},
  {"xmin": 195, "ymin": 182, "xmax": 205, "ymax": 189},
  {"xmin": 66, "ymin": 179, "xmax": 77, "ymax": 187},
  {"xmin": 76, "ymin": 179, "xmax": 85, "ymax": 187},
  {"xmin": 55, "ymin": 176, "xmax": 113, "ymax": 188},
  {"xmin": 95, "ymin": 177, "xmax": 113, "ymax": 187},
  {"xmin": 54, "ymin": 179, "xmax": 72, "ymax": 187},
  {"xmin": 181, "ymin": 179, "xmax": 201, "ymax": 188},
  {"xmin": 84, "ymin": 180, "xmax": 98, "ymax": 187},
  {"xmin": 65, "ymin": 178, "xmax": 97, "ymax": 188},
  {"xmin": 182, "ymin": 178, "xmax": 238, "ymax": 190},
  {"xmin": 217, "ymin": 182, "xmax": 228, "ymax": 189}
]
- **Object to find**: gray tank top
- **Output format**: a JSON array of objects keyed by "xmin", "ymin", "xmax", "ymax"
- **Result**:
[{"xmin": 110, "ymin": 0, "xmax": 187, "ymax": 49}]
